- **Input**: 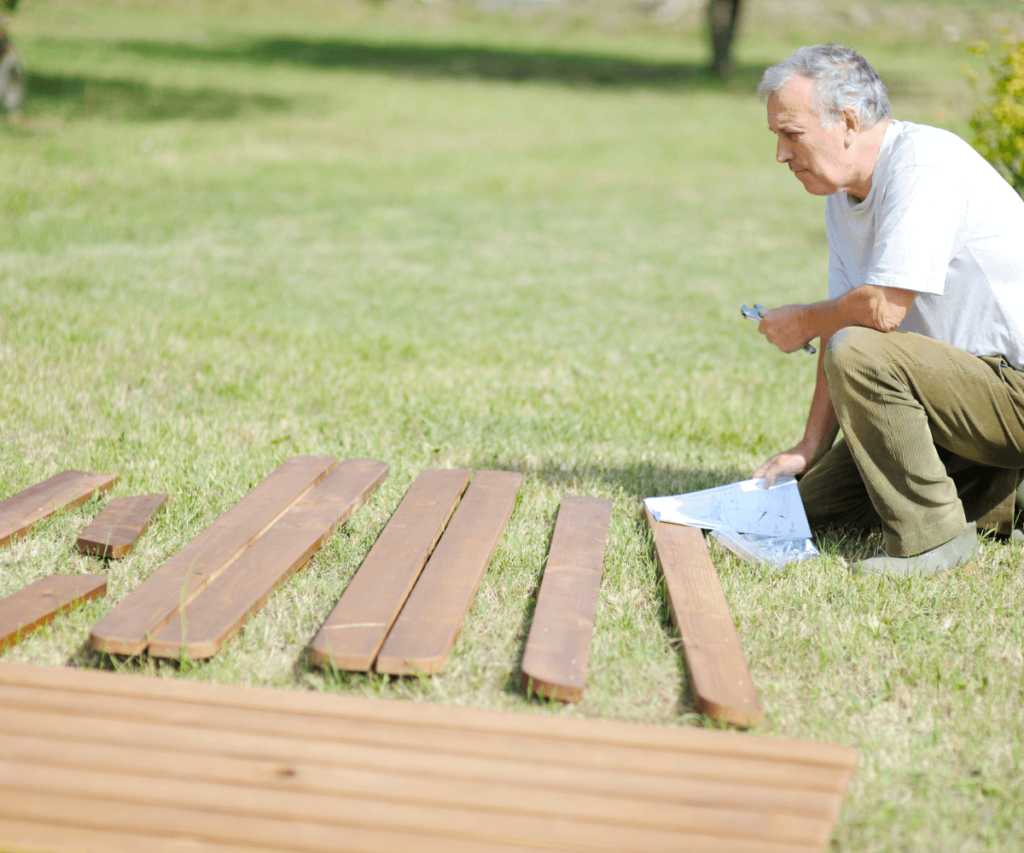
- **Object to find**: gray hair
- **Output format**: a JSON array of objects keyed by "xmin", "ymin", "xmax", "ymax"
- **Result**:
[{"xmin": 758, "ymin": 44, "xmax": 891, "ymax": 127}]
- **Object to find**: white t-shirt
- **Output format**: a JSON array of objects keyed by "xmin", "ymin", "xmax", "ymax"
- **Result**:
[{"xmin": 826, "ymin": 120, "xmax": 1024, "ymax": 369}]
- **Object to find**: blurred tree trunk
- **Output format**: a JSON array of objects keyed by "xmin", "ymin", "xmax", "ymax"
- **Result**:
[{"xmin": 707, "ymin": 0, "xmax": 742, "ymax": 78}]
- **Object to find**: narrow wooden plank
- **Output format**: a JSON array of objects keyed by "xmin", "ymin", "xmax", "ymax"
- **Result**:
[
  {"xmin": 0, "ymin": 575, "xmax": 107, "ymax": 651},
  {"xmin": 521, "ymin": 497, "xmax": 612, "ymax": 702},
  {"xmin": 0, "ymin": 663, "xmax": 853, "ymax": 771},
  {"xmin": 0, "ymin": 789, "xmax": 557, "ymax": 853},
  {"xmin": 88, "ymin": 456, "xmax": 338, "ymax": 656},
  {"xmin": 77, "ymin": 494, "xmax": 169, "ymax": 559},
  {"xmin": 0, "ymin": 707, "xmax": 846, "ymax": 822},
  {"xmin": 0, "ymin": 760, "xmax": 818, "ymax": 853},
  {"xmin": 375, "ymin": 470, "xmax": 523, "ymax": 675},
  {"xmin": 0, "ymin": 471, "xmax": 118, "ymax": 548},
  {"xmin": 309, "ymin": 469, "xmax": 470, "ymax": 672},
  {"xmin": 147, "ymin": 460, "xmax": 388, "ymax": 659},
  {"xmin": 644, "ymin": 507, "xmax": 763, "ymax": 728},
  {"xmin": 0, "ymin": 733, "xmax": 831, "ymax": 847}
]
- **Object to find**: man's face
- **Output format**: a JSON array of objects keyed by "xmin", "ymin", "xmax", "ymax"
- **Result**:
[{"xmin": 767, "ymin": 76, "xmax": 852, "ymax": 196}]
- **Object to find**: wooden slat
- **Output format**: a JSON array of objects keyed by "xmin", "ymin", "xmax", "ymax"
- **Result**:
[
  {"xmin": 375, "ymin": 470, "xmax": 523, "ymax": 675},
  {"xmin": 88, "ymin": 456, "xmax": 338, "ymax": 656},
  {"xmin": 521, "ymin": 497, "xmax": 612, "ymax": 702},
  {"xmin": 0, "ymin": 575, "xmax": 107, "ymax": 651},
  {"xmin": 309, "ymin": 468, "xmax": 470, "ymax": 672},
  {"xmin": 77, "ymin": 493, "xmax": 169, "ymax": 559},
  {"xmin": 0, "ymin": 663, "xmax": 856, "ymax": 853},
  {"xmin": 644, "ymin": 507, "xmax": 763, "ymax": 728},
  {"xmin": 147, "ymin": 460, "xmax": 388, "ymax": 659},
  {"xmin": 0, "ymin": 662, "xmax": 850, "ymax": 771},
  {"xmin": 0, "ymin": 471, "xmax": 118, "ymax": 548}
]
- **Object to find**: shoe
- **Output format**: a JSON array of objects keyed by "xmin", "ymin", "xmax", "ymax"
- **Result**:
[{"xmin": 851, "ymin": 523, "xmax": 978, "ymax": 577}]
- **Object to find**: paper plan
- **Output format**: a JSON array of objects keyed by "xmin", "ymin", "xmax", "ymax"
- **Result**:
[{"xmin": 644, "ymin": 476, "xmax": 813, "ymax": 540}]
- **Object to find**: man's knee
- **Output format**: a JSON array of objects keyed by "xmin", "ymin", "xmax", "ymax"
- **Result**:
[{"xmin": 823, "ymin": 326, "xmax": 887, "ymax": 388}]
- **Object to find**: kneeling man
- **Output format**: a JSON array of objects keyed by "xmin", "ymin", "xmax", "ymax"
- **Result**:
[{"xmin": 753, "ymin": 44, "xmax": 1024, "ymax": 575}]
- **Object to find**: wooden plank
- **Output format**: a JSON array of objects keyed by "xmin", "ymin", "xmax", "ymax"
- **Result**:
[
  {"xmin": 77, "ymin": 494, "xmax": 169, "ymax": 559},
  {"xmin": 0, "ymin": 471, "xmax": 118, "ymax": 548},
  {"xmin": 0, "ymin": 663, "xmax": 856, "ymax": 853},
  {"xmin": 0, "ymin": 706, "xmax": 847, "ymax": 820},
  {"xmin": 0, "ymin": 663, "xmax": 851, "ymax": 772},
  {"xmin": 375, "ymin": 470, "xmax": 523, "ymax": 675},
  {"xmin": 521, "ymin": 497, "xmax": 612, "ymax": 702},
  {"xmin": 88, "ymin": 456, "xmax": 338, "ymax": 657},
  {"xmin": 0, "ymin": 575, "xmax": 107, "ymax": 652},
  {"xmin": 309, "ymin": 468, "xmax": 470, "ymax": 672},
  {"xmin": 147, "ymin": 460, "xmax": 388, "ymax": 659},
  {"xmin": 644, "ymin": 507, "xmax": 763, "ymax": 728}
]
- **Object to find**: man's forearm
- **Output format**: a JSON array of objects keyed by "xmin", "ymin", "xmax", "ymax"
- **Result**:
[
  {"xmin": 759, "ymin": 284, "xmax": 916, "ymax": 353},
  {"xmin": 798, "ymin": 342, "xmax": 839, "ymax": 465}
]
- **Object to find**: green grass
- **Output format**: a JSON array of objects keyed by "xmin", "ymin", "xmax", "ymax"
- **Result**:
[{"xmin": 1, "ymin": 1, "xmax": 1022, "ymax": 850}]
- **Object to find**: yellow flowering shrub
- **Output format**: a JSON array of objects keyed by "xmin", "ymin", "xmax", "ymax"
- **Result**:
[{"xmin": 969, "ymin": 31, "xmax": 1024, "ymax": 196}]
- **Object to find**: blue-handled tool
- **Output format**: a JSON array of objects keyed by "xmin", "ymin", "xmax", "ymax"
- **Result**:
[{"xmin": 741, "ymin": 304, "xmax": 817, "ymax": 355}]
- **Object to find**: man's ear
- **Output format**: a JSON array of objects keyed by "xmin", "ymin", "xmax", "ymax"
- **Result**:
[{"xmin": 843, "ymin": 108, "xmax": 861, "ymax": 147}]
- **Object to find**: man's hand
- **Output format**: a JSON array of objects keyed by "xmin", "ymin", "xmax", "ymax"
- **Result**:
[
  {"xmin": 758, "ymin": 305, "xmax": 816, "ymax": 354},
  {"xmin": 754, "ymin": 445, "xmax": 813, "ymax": 489}
]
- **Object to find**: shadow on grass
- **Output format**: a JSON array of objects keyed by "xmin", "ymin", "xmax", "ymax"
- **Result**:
[
  {"xmin": 25, "ymin": 72, "xmax": 292, "ymax": 122},
  {"xmin": 116, "ymin": 35, "xmax": 764, "ymax": 93}
]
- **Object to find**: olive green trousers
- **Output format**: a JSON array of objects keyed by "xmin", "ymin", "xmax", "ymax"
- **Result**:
[{"xmin": 798, "ymin": 328, "xmax": 1024, "ymax": 556}]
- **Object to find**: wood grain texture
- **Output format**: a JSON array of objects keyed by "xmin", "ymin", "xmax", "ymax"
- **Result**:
[
  {"xmin": 147, "ymin": 460, "xmax": 388, "ymax": 659},
  {"xmin": 644, "ymin": 507, "xmax": 763, "ymax": 728},
  {"xmin": 520, "ymin": 497, "xmax": 612, "ymax": 703},
  {"xmin": 77, "ymin": 494, "xmax": 169, "ymax": 559},
  {"xmin": 0, "ymin": 575, "xmax": 107, "ymax": 652},
  {"xmin": 0, "ymin": 471, "xmax": 118, "ymax": 548},
  {"xmin": 375, "ymin": 470, "xmax": 523, "ymax": 676},
  {"xmin": 0, "ymin": 663, "xmax": 857, "ymax": 853},
  {"xmin": 88, "ymin": 456, "xmax": 338, "ymax": 657},
  {"xmin": 309, "ymin": 468, "xmax": 471, "ymax": 672}
]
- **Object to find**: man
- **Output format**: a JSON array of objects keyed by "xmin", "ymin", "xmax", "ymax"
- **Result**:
[{"xmin": 752, "ymin": 44, "xmax": 1024, "ymax": 575}]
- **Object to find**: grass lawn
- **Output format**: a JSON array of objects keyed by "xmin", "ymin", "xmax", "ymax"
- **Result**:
[{"xmin": 1, "ymin": 0, "xmax": 1022, "ymax": 849}]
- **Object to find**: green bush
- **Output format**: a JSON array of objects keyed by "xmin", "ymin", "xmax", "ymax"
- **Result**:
[{"xmin": 968, "ymin": 32, "xmax": 1024, "ymax": 196}]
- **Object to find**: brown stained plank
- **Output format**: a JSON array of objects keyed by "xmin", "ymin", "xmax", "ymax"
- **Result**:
[
  {"xmin": 644, "ymin": 507, "xmax": 763, "ymax": 728},
  {"xmin": 0, "ymin": 733, "xmax": 830, "ymax": 847},
  {"xmin": 0, "ymin": 575, "xmax": 107, "ymax": 652},
  {"xmin": 0, "ymin": 663, "xmax": 852, "ymax": 773},
  {"xmin": 0, "ymin": 664, "xmax": 856, "ymax": 853},
  {"xmin": 309, "ymin": 469, "xmax": 471, "ymax": 672},
  {"xmin": 88, "ymin": 456, "xmax": 338, "ymax": 656},
  {"xmin": 147, "ymin": 460, "xmax": 388, "ymax": 660},
  {"xmin": 77, "ymin": 494, "xmax": 169, "ymax": 559},
  {"xmin": 0, "ymin": 471, "xmax": 118, "ymax": 548},
  {"xmin": 375, "ymin": 470, "xmax": 523, "ymax": 676},
  {"xmin": 520, "ymin": 497, "xmax": 612, "ymax": 703}
]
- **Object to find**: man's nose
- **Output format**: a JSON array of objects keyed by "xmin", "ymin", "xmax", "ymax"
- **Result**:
[{"xmin": 776, "ymin": 137, "xmax": 792, "ymax": 163}]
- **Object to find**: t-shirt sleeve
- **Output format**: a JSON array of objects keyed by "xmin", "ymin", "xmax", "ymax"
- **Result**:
[{"xmin": 865, "ymin": 164, "xmax": 962, "ymax": 295}]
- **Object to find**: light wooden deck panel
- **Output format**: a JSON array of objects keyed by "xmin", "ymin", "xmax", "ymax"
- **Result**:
[
  {"xmin": 147, "ymin": 460, "xmax": 388, "ymax": 660},
  {"xmin": 0, "ymin": 471, "xmax": 118, "ymax": 548},
  {"xmin": 77, "ymin": 493, "xmax": 169, "ymax": 559},
  {"xmin": 0, "ymin": 575, "xmax": 107, "ymax": 652},
  {"xmin": 309, "ymin": 468, "xmax": 471, "ymax": 672},
  {"xmin": 88, "ymin": 456, "xmax": 338, "ymax": 656},
  {"xmin": 644, "ymin": 507, "xmax": 763, "ymax": 728},
  {"xmin": 0, "ymin": 663, "xmax": 856, "ymax": 853},
  {"xmin": 521, "ymin": 497, "xmax": 612, "ymax": 703},
  {"xmin": 375, "ymin": 470, "xmax": 523, "ymax": 675}
]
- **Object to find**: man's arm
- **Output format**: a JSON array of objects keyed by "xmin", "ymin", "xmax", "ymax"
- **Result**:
[
  {"xmin": 754, "ymin": 340, "xmax": 839, "ymax": 487},
  {"xmin": 752, "ymin": 283, "xmax": 915, "ymax": 486},
  {"xmin": 757, "ymin": 284, "xmax": 916, "ymax": 353}
]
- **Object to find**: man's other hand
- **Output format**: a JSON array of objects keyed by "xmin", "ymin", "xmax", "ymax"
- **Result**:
[
  {"xmin": 757, "ymin": 305, "xmax": 815, "ymax": 353},
  {"xmin": 754, "ymin": 446, "xmax": 812, "ymax": 488}
]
